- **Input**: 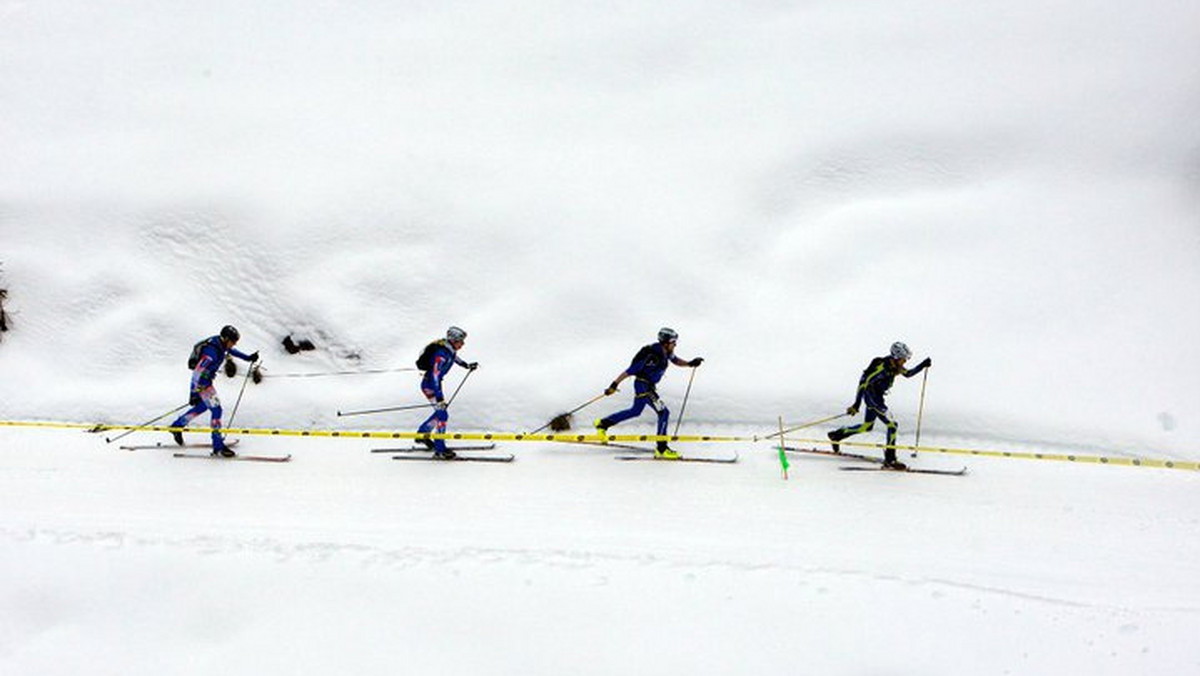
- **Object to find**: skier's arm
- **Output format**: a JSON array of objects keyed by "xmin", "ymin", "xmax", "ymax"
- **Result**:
[
  {"xmin": 672, "ymin": 355, "xmax": 704, "ymax": 367},
  {"xmin": 229, "ymin": 347, "xmax": 259, "ymax": 363},
  {"xmin": 605, "ymin": 370, "xmax": 631, "ymax": 395},
  {"xmin": 905, "ymin": 357, "xmax": 932, "ymax": 377}
]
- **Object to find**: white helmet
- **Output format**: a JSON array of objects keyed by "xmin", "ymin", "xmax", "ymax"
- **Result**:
[
  {"xmin": 658, "ymin": 327, "xmax": 679, "ymax": 343},
  {"xmin": 447, "ymin": 326, "xmax": 467, "ymax": 342},
  {"xmin": 890, "ymin": 341, "xmax": 912, "ymax": 361}
]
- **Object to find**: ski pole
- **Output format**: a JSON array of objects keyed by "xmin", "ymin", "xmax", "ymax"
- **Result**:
[
  {"xmin": 762, "ymin": 412, "xmax": 848, "ymax": 439},
  {"xmin": 529, "ymin": 392, "xmax": 608, "ymax": 435},
  {"xmin": 672, "ymin": 366, "xmax": 699, "ymax": 436},
  {"xmin": 445, "ymin": 367, "xmax": 474, "ymax": 407},
  {"xmin": 336, "ymin": 402, "xmax": 434, "ymax": 417},
  {"xmin": 912, "ymin": 368, "xmax": 929, "ymax": 458},
  {"xmin": 103, "ymin": 403, "xmax": 190, "ymax": 443},
  {"xmin": 226, "ymin": 359, "xmax": 257, "ymax": 428}
]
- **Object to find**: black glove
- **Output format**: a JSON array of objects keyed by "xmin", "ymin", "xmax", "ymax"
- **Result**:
[
  {"xmin": 689, "ymin": 357, "xmax": 704, "ymax": 367},
  {"xmin": 918, "ymin": 357, "xmax": 931, "ymax": 369},
  {"xmin": 467, "ymin": 362, "xmax": 479, "ymax": 370},
  {"xmin": 605, "ymin": 381, "xmax": 619, "ymax": 396},
  {"xmin": 189, "ymin": 391, "xmax": 201, "ymax": 406},
  {"xmin": 846, "ymin": 405, "xmax": 859, "ymax": 416},
  {"xmin": 249, "ymin": 351, "xmax": 260, "ymax": 363}
]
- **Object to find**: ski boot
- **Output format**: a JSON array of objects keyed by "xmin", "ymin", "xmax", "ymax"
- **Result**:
[
  {"xmin": 655, "ymin": 443, "xmax": 681, "ymax": 460},
  {"xmin": 827, "ymin": 431, "xmax": 842, "ymax": 454},
  {"xmin": 594, "ymin": 418, "xmax": 609, "ymax": 444},
  {"xmin": 881, "ymin": 456, "xmax": 907, "ymax": 471},
  {"xmin": 433, "ymin": 448, "xmax": 457, "ymax": 461},
  {"xmin": 211, "ymin": 439, "xmax": 236, "ymax": 458},
  {"xmin": 416, "ymin": 437, "xmax": 436, "ymax": 450},
  {"xmin": 172, "ymin": 431, "xmax": 185, "ymax": 446}
]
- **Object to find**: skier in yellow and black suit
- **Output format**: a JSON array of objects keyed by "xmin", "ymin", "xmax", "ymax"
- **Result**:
[{"xmin": 827, "ymin": 342, "xmax": 931, "ymax": 470}]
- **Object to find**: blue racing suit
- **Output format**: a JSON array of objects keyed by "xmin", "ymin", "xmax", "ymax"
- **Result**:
[
  {"xmin": 598, "ymin": 343, "xmax": 675, "ymax": 438},
  {"xmin": 170, "ymin": 336, "xmax": 253, "ymax": 447},
  {"xmin": 417, "ymin": 340, "xmax": 470, "ymax": 453}
]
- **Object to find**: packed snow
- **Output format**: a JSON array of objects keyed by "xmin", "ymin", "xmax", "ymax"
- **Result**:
[{"xmin": 2, "ymin": 1, "xmax": 1198, "ymax": 674}]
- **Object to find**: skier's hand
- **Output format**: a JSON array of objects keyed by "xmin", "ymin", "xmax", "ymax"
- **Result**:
[
  {"xmin": 604, "ymin": 381, "xmax": 619, "ymax": 396},
  {"xmin": 249, "ymin": 351, "xmax": 260, "ymax": 363},
  {"xmin": 435, "ymin": 400, "xmax": 448, "ymax": 410},
  {"xmin": 846, "ymin": 405, "xmax": 858, "ymax": 416},
  {"xmin": 918, "ymin": 357, "xmax": 931, "ymax": 369},
  {"xmin": 689, "ymin": 357, "xmax": 704, "ymax": 367},
  {"xmin": 467, "ymin": 362, "xmax": 479, "ymax": 370}
]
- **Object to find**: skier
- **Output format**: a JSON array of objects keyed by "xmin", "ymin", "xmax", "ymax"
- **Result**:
[
  {"xmin": 827, "ymin": 341, "xmax": 931, "ymax": 470},
  {"xmin": 170, "ymin": 325, "xmax": 258, "ymax": 457},
  {"xmin": 416, "ymin": 326, "xmax": 479, "ymax": 459},
  {"xmin": 594, "ymin": 327, "xmax": 704, "ymax": 459}
]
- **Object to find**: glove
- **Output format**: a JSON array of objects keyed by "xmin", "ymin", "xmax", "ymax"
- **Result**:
[
  {"xmin": 846, "ymin": 405, "xmax": 859, "ymax": 416},
  {"xmin": 249, "ymin": 351, "xmax": 260, "ymax": 363},
  {"xmin": 435, "ymin": 400, "xmax": 448, "ymax": 410},
  {"xmin": 467, "ymin": 362, "xmax": 479, "ymax": 370},
  {"xmin": 919, "ymin": 357, "xmax": 932, "ymax": 369},
  {"xmin": 689, "ymin": 357, "xmax": 704, "ymax": 367},
  {"xmin": 189, "ymin": 391, "xmax": 201, "ymax": 406},
  {"xmin": 604, "ymin": 381, "xmax": 619, "ymax": 396}
]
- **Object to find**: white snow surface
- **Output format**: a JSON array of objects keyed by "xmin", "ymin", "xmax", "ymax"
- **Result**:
[{"xmin": 2, "ymin": 1, "xmax": 1199, "ymax": 674}]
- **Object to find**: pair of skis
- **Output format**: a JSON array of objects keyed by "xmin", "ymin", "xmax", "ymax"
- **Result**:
[
  {"xmin": 780, "ymin": 446, "xmax": 967, "ymax": 476},
  {"xmin": 559, "ymin": 440, "xmax": 739, "ymax": 464},
  {"xmin": 371, "ymin": 444, "xmax": 514, "ymax": 463},
  {"xmin": 119, "ymin": 439, "xmax": 292, "ymax": 463}
]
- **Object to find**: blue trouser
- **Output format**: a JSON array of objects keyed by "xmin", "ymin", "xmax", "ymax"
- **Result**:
[
  {"xmin": 418, "ymin": 382, "xmax": 450, "ymax": 453},
  {"xmin": 831, "ymin": 393, "xmax": 898, "ymax": 459},
  {"xmin": 600, "ymin": 379, "xmax": 670, "ymax": 440},
  {"xmin": 171, "ymin": 386, "xmax": 225, "ymax": 447}
]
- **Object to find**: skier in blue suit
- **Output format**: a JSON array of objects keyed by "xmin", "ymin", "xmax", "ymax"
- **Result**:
[
  {"xmin": 827, "ymin": 341, "xmax": 931, "ymax": 470},
  {"xmin": 170, "ymin": 325, "xmax": 258, "ymax": 456},
  {"xmin": 416, "ymin": 326, "xmax": 478, "ymax": 459},
  {"xmin": 595, "ymin": 327, "xmax": 703, "ymax": 459}
]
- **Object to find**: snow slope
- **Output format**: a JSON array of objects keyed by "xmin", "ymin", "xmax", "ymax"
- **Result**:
[{"xmin": 2, "ymin": 1, "xmax": 1199, "ymax": 673}]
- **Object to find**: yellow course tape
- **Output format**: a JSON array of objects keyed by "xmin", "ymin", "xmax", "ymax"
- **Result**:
[
  {"xmin": 1, "ymin": 419, "xmax": 1196, "ymax": 472},
  {"xmin": 785, "ymin": 436, "xmax": 1200, "ymax": 472}
]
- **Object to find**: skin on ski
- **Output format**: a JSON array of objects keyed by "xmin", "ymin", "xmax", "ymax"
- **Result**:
[
  {"xmin": 123, "ymin": 439, "xmax": 242, "ymax": 449},
  {"xmin": 172, "ymin": 451, "xmax": 290, "ymax": 463},
  {"xmin": 391, "ymin": 454, "xmax": 514, "ymax": 463},
  {"xmin": 372, "ymin": 444, "xmax": 497, "ymax": 453},
  {"xmin": 839, "ymin": 465, "xmax": 967, "ymax": 476},
  {"xmin": 614, "ymin": 453, "xmax": 739, "ymax": 464},
  {"xmin": 780, "ymin": 446, "xmax": 878, "ymax": 463}
]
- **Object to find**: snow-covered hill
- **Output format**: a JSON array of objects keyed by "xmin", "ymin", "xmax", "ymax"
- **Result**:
[{"xmin": 2, "ymin": 1, "xmax": 1199, "ymax": 673}]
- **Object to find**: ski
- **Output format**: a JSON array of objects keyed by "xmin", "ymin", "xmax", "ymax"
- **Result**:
[
  {"xmin": 121, "ymin": 439, "xmax": 241, "ymax": 451},
  {"xmin": 372, "ymin": 444, "xmax": 497, "ymax": 453},
  {"xmin": 391, "ymin": 453, "xmax": 514, "ymax": 463},
  {"xmin": 839, "ymin": 465, "xmax": 967, "ymax": 476},
  {"xmin": 173, "ymin": 451, "xmax": 291, "ymax": 463},
  {"xmin": 615, "ymin": 452, "xmax": 739, "ymax": 464},
  {"xmin": 780, "ymin": 445, "xmax": 878, "ymax": 464}
]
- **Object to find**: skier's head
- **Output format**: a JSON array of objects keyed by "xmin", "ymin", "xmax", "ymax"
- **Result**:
[
  {"xmin": 890, "ymin": 341, "xmax": 911, "ymax": 363},
  {"xmin": 446, "ymin": 326, "xmax": 467, "ymax": 348},
  {"xmin": 658, "ymin": 327, "xmax": 679, "ymax": 345},
  {"xmin": 220, "ymin": 325, "xmax": 240, "ymax": 346}
]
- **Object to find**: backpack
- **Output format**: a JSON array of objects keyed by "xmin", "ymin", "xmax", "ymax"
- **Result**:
[
  {"xmin": 187, "ymin": 337, "xmax": 213, "ymax": 369},
  {"xmin": 416, "ymin": 341, "xmax": 442, "ymax": 371}
]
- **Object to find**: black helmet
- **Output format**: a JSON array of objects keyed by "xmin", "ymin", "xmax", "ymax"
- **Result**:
[{"xmin": 220, "ymin": 325, "xmax": 240, "ymax": 343}]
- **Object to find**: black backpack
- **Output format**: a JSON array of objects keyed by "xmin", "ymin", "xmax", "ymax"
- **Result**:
[
  {"xmin": 415, "ymin": 341, "xmax": 443, "ymax": 371},
  {"xmin": 187, "ymin": 337, "xmax": 214, "ymax": 369}
]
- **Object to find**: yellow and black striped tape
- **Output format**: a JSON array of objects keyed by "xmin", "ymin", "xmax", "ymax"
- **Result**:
[
  {"xmin": 786, "ymin": 436, "xmax": 1200, "ymax": 472},
  {"xmin": 1, "ymin": 419, "xmax": 1196, "ymax": 472}
]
